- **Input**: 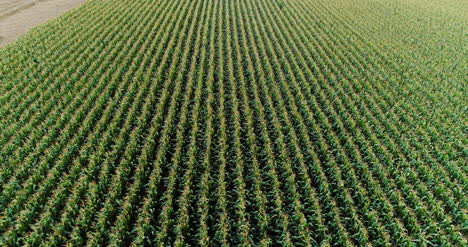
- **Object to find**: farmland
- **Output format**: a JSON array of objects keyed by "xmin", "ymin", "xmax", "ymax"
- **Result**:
[
  {"xmin": 0, "ymin": 0, "xmax": 85, "ymax": 47},
  {"xmin": 0, "ymin": 0, "xmax": 466, "ymax": 246}
]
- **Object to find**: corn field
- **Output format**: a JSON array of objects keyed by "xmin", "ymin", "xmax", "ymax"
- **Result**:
[{"xmin": 0, "ymin": 0, "xmax": 466, "ymax": 246}]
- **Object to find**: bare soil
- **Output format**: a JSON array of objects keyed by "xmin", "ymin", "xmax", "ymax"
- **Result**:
[{"xmin": 0, "ymin": 0, "xmax": 85, "ymax": 47}]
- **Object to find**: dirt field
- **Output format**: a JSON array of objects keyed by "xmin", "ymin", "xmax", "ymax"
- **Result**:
[{"xmin": 0, "ymin": 0, "xmax": 85, "ymax": 47}]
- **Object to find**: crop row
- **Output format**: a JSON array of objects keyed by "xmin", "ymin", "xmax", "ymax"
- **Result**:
[{"xmin": 0, "ymin": 0, "xmax": 465, "ymax": 246}]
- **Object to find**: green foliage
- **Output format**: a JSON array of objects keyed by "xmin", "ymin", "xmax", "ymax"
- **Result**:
[{"xmin": 0, "ymin": 0, "xmax": 465, "ymax": 246}]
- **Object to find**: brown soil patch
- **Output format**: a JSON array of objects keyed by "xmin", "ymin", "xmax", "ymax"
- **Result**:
[{"xmin": 0, "ymin": 0, "xmax": 85, "ymax": 47}]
